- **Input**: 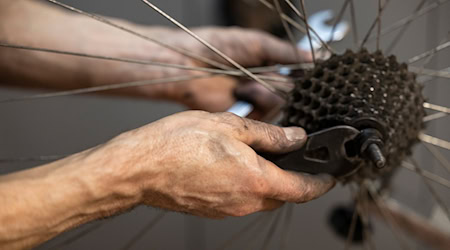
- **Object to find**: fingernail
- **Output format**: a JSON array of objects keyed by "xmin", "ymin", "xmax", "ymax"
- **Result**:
[{"xmin": 283, "ymin": 127, "xmax": 306, "ymax": 142}]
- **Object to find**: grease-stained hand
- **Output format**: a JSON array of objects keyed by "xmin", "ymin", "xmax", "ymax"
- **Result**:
[{"xmin": 100, "ymin": 111, "xmax": 335, "ymax": 218}]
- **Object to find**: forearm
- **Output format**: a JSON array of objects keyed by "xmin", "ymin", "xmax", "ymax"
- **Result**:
[
  {"xmin": 0, "ymin": 146, "xmax": 140, "ymax": 249},
  {"xmin": 0, "ymin": 0, "xmax": 170, "ymax": 98}
]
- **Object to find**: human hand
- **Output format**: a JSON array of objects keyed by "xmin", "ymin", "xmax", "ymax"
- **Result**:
[
  {"xmin": 116, "ymin": 26, "xmax": 310, "ymax": 114},
  {"xmin": 1, "ymin": 1, "xmax": 309, "ymax": 116},
  {"xmin": 99, "ymin": 111, "xmax": 335, "ymax": 218}
]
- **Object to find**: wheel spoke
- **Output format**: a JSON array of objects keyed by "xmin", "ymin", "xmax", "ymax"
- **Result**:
[
  {"xmin": 384, "ymin": 0, "xmax": 427, "ymax": 54},
  {"xmin": 371, "ymin": 198, "xmax": 450, "ymax": 249},
  {"xmin": 119, "ymin": 212, "xmax": 166, "ymax": 250},
  {"xmin": 368, "ymin": 0, "xmax": 450, "ymax": 45},
  {"xmin": 419, "ymin": 133, "xmax": 450, "ymax": 151},
  {"xmin": 357, "ymin": 187, "xmax": 376, "ymax": 250},
  {"xmin": 365, "ymin": 182, "xmax": 412, "ymax": 250},
  {"xmin": 0, "ymin": 43, "xmax": 289, "ymax": 82},
  {"xmin": 376, "ymin": 0, "xmax": 383, "ymax": 51},
  {"xmin": 360, "ymin": 0, "xmax": 391, "ymax": 49},
  {"xmin": 422, "ymin": 142, "xmax": 450, "ymax": 174},
  {"xmin": 298, "ymin": 0, "xmax": 315, "ymax": 64},
  {"xmin": 140, "ymin": 0, "xmax": 281, "ymax": 96},
  {"xmin": 349, "ymin": 0, "xmax": 359, "ymax": 49},
  {"xmin": 410, "ymin": 66, "xmax": 450, "ymax": 79},
  {"xmin": 281, "ymin": 0, "xmax": 335, "ymax": 53},
  {"xmin": 422, "ymin": 102, "xmax": 450, "ymax": 123},
  {"xmin": 259, "ymin": 0, "xmax": 307, "ymax": 34},
  {"xmin": 402, "ymin": 161, "xmax": 450, "ymax": 189},
  {"xmin": 408, "ymin": 40, "xmax": 450, "ymax": 64},
  {"xmin": 274, "ymin": 0, "xmax": 302, "ymax": 63},
  {"xmin": 328, "ymin": 0, "xmax": 350, "ymax": 44},
  {"xmin": 423, "ymin": 102, "xmax": 450, "ymax": 113},
  {"xmin": 344, "ymin": 196, "xmax": 359, "ymax": 250},
  {"xmin": 46, "ymin": 0, "xmax": 231, "ymax": 70},
  {"xmin": 410, "ymin": 159, "xmax": 450, "ymax": 221},
  {"xmin": 0, "ymin": 41, "xmax": 308, "ymax": 80},
  {"xmin": 0, "ymin": 74, "xmax": 213, "ymax": 104},
  {"xmin": 423, "ymin": 112, "xmax": 448, "ymax": 122}
]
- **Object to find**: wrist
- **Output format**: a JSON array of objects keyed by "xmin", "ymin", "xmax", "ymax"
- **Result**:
[{"xmin": 73, "ymin": 145, "xmax": 143, "ymax": 214}]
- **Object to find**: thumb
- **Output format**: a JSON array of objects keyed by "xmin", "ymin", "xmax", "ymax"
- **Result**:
[{"xmin": 217, "ymin": 113, "xmax": 306, "ymax": 153}]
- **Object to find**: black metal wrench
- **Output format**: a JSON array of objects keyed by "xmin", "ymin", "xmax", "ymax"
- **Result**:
[{"xmin": 262, "ymin": 125, "xmax": 363, "ymax": 178}]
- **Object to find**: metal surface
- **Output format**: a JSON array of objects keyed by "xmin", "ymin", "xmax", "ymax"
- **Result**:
[
  {"xmin": 298, "ymin": 9, "xmax": 349, "ymax": 51},
  {"xmin": 263, "ymin": 125, "xmax": 362, "ymax": 178}
]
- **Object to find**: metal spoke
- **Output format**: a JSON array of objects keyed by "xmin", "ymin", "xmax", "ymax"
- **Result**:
[
  {"xmin": 282, "ymin": 0, "xmax": 335, "ymax": 53},
  {"xmin": 140, "ymin": 0, "xmax": 281, "ymax": 96},
  {"xmin": 410, "ymin": 66, "xmax": 450, "ymax": 79},
  {"xmin": 422, "ymin": 102, "xmax": 450, "ymax": 123},
  {"xmin": 423, "ymin": 102, "xmax": 450, "ymax": 114},
  {"xmin": 357, "ymin": 187, "xmax": 376, "ymax": 250},
  {"xmin": 368, "ymin": 0, "xmax": 450, "ymax": 44},
  {"xmin": 119, "ymin": 212, "xmax": 166, "ymax": 250},
  {"xmin": 46, "ymin": 221, "xmax": 105, "ymax": 250},
  {"xmin": 402, "ymin": 161, "xmax": 450, "ymax": 189},
  {"xmin": 376, "ymin": 0, "xmax": 382, "ymax": 51},
  {"xmin": 408, "ymin": 40, "xmax": 450, "ymax": 64},
  {"xmin": 410, "ymin": 159, "xmax": 450, "ymax": 221},
  {"xmin": 46, "ymin": 0, "xmax": 231, "ymax": 70},
  {"xmin": 371, "ymin": 198, "xmax": 450, "ymax": 249},
  {"xmin": 360, "ymin": 0, "xmax": 391, "ymax": 49},
  {"xmin": 365, "ymin": 183, "xmax": 412, "ymax": 250},
  {"xmin": 422, "ymin": 142, "xmax": 450, "ymax": 174},
  {"xmin": 0, "ymin": 43, "xmax": 287, "ymax": 82},
  {"xmin": 349, "ymin": 0, "xmax": 359, "ymax": 49},
  {"xmin": 423, "ymin": 112, "xmax": 448, "ymax": 122},
  {"xmin": 298, "ymin": 0, "xmax": 315, "ymax": 64},
  {"xmin": 259, "ymin": 0, "xmax": 307, "ymax": 34},
  {"xmin": 385, "ymin": 0, "xmax": 427, "ymax": 54},
  {"xmin": 344, "ymin": 199, "xmax": 359, "ymax": 250},
  {"xmin": 215, "ymin": 214, "xmax": 266, "ymax": 250},
  {"xmin": 329, "ymin": 0, "xmax": 350, "ymax": 43},
  {"xmin": 0, "ymin": 74, "xmax": 214, "ymax": 104},
  {"xmin": 274, "ymin": 0, "xmax": 301, "ymax": 63},
  {"xmin": 419, "ymin": 133, "xmax": 450, "ymax": 151}
]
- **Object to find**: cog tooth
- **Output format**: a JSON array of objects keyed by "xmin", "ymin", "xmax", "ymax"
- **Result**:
[{"xmin": 282, "ymin": 49, "xmax": 425, "ymax": 180}]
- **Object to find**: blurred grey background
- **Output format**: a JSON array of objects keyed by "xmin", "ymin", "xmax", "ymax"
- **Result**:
[{"xmin": 0, "ymin": 0, "xmax": 449, "ymax": 249}]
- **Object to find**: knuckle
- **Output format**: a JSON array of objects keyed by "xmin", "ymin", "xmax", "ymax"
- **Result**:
[
  {"xmin": 216, "ymin": 112, "xmax": 239, "ymax": 123},
  {"xmin": 217, "ymin": 112, "xmax": 248, "ymax": 130},
  {"xmin": 248, "ymin": 175, "xmax": 270, "ymax": 196}
]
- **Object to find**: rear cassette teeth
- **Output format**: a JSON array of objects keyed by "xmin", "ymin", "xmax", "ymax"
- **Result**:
[{"xmin": 281, "ymin": 49, "xmax": 426, "ymax": 180}]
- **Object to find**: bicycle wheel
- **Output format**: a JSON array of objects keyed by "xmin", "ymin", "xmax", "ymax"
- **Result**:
[{"xmin": 0, "ymin": 0, "xmax": 449, "ymax": 249}]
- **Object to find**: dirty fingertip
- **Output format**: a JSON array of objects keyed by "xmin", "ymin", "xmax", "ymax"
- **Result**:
[{"xmin": 283, "ymin": 127, "xmax": 307, "ymax": 145}]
